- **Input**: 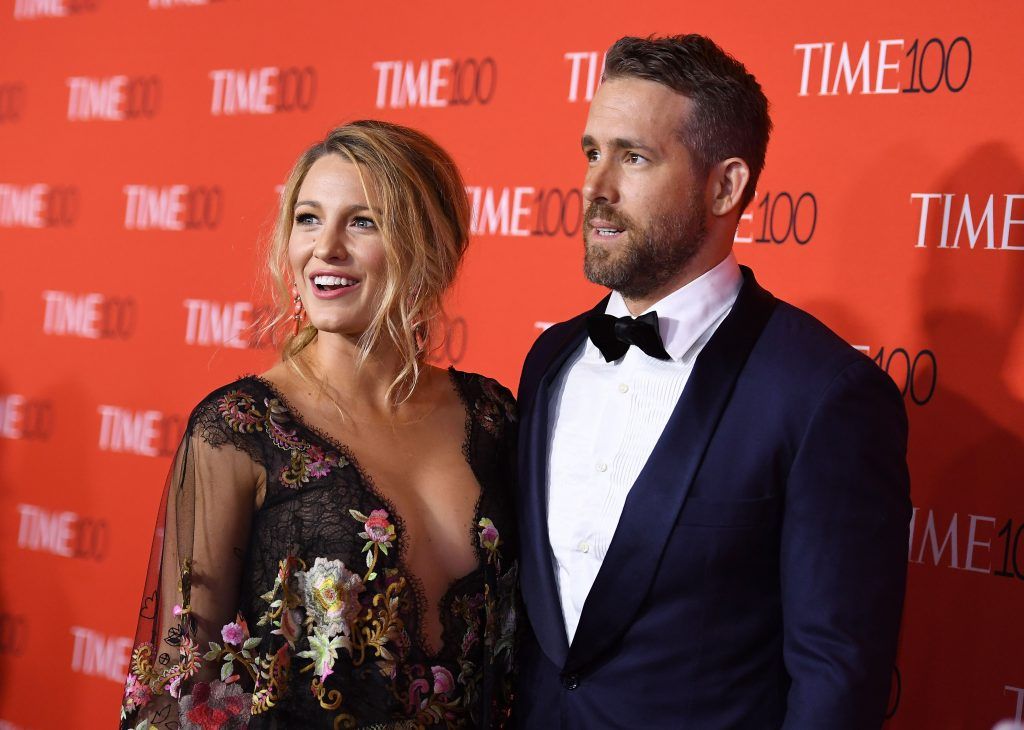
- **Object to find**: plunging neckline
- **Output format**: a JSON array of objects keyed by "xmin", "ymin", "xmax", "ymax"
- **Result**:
[{"xmin": 247, "ymin": 367, "xmax": 485, "ymax": 659}]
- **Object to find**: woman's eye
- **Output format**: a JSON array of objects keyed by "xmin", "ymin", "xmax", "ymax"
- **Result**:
[
  {"xmin": 294, "ymin": 212, "xmax": 318, "ymax": 225},
  {"xmin": 352, "ymin": 216, "xmax": 377, "ymax": 229}
]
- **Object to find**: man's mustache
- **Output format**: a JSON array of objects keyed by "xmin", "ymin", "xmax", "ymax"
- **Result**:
[{"xmin": 584, "ymin": 203, "xmax": 633, "ymax": 232}]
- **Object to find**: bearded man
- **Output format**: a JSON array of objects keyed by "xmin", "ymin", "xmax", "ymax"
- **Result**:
[{"xmin": 515, "ymin": 35, "xmax": 911, "ymax": 729}]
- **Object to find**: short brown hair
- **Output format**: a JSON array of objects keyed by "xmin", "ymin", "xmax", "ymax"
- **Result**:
[{"xmin": 604, "ymin": 34, "xmax": 771, "ymax": 210}]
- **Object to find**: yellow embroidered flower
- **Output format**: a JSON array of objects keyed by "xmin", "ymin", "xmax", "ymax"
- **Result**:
[{"xmin": 297, "ymin": 557, "xmax": 364, "ymax": 638}]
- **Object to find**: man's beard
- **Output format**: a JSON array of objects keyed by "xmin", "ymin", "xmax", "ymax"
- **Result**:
[{"xmin": 583, "ymin": 194, "xmax": 707, "ymax": 300}]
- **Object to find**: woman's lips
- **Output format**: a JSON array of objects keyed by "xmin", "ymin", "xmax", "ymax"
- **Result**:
[{"xmin": 309, "ymin": 272, "xmax": 361, "ymax": 299}]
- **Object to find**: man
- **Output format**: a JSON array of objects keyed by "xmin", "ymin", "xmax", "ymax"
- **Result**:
[{"xmin": 515, "ymin": 35, "xmax": 911, "ymax": 729}]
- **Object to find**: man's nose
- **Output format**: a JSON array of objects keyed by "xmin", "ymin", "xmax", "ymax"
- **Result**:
[{"xmin": 583, "ymin": 162, "xmax": 619, "ymax": 205}]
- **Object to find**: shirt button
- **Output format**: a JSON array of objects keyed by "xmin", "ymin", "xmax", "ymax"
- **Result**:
[
  {"xmin": 596, "ymin": 462, "xmax": 608, "ymax": 472},
  {"xmin": 578, "ymin": 541, "xmax": 590, "ymax": 554},
  {"xmin": 618, "ymin": 383, "xmax": 629, "ymax": 393},
  {"xmin": 562, "ymin": 673, "xmax": 580, "ymax": 690}
]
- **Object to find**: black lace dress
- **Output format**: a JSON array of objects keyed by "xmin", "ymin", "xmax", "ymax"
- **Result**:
[{"xmin": 120, "ymin": 369, "xmax": 518, "ymax": 729}]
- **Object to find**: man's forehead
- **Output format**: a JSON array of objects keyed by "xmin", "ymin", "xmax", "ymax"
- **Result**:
[{"xmin": 584, "ymin": 77, "xmax": 691, "ymax": 141}]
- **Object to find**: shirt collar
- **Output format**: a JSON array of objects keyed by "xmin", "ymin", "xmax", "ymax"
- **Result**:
[{"xmin": 588, "ymin": 253, "xmax": 743, "ymax": 362}]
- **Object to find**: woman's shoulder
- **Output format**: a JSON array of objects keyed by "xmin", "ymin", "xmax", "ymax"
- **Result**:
[
  {"xmin": 448, "ymin": 367, "xmax": 518, "ymax": 435},
  {"xmin": 184, "ymin": 374, "xmax": 286, "ymax": 450},
  {"xmin": 448, "ymin": 367, "xmax": 514, "ymax": 403},
  {"xmin": 187, "ymin": 374, "xmax": 275, "ymax": 422}
]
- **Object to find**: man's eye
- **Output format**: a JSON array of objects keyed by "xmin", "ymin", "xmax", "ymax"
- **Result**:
[
  {"xmin": 352, "ymin": 216, "xmax": 377, "ymax": 229},
  {"xmin": 585, "ymin": 149, "xmax": 599, "ymax": 162},
  {"xmin": 626, "ymin": 153, "xmax": 646, "ymax": 164}
]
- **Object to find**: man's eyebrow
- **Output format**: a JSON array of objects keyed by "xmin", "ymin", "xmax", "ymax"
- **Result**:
[{"xmin": 581, "ymin": 135, "xmax": 655, "ymax": 153}]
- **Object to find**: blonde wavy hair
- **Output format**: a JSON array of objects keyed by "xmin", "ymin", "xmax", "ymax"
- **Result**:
[{"xmin": 264, "ymin": 120, "xmax": 470, "ymax": 407}]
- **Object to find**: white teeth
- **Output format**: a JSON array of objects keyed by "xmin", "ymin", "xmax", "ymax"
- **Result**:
[
  {"xmin": 597, "ymin": 228, "xmax": 621, "ymax": 236},
  {"xmin": 313, "ymin": 275, "xmax": 356, "ymax": 287}
]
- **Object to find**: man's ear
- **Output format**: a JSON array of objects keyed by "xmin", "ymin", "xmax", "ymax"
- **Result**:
[{"xmin": 710, "ymin": 157, "xmax": 751, "ymax": 217}]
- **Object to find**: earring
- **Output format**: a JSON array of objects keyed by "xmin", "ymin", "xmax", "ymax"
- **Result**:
[{"xmin": 292, "ymin": 288, "xmax": 304, "ymax": 336}]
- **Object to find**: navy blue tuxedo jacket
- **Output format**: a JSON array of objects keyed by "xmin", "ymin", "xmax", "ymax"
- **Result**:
[{"xmin": 514, "ymin": 268, "xmax": 911, "ymax": 729}]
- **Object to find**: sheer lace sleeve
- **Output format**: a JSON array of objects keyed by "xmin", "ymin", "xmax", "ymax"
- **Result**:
[{"xmin": 121, "ymin": 393, "xmax": 262, "ymax": 729}]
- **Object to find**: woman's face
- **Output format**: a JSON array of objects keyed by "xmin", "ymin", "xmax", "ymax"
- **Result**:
[{"xmin": 288, "ymin": 154, "xmax": 387, "ymax": 338}]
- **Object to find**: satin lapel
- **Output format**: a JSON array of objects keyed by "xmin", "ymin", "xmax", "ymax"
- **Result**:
[
  {"xmin": 564, "ymin": 268, "xmax": 777, "ymax": 673},
  {"xmin": 518, "ymin": 298, "xmax": 608, "ymax": 669}
]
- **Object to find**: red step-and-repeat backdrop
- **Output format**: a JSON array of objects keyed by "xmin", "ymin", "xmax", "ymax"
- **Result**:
[{"xmin": 1, "ymin": 1, "xmax": 1022, "ymax": 727}]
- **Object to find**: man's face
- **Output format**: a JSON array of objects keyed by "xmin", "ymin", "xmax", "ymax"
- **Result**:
[{"xmin": 581, "ymin": 76, "xmax": 708, "ymax": 301}]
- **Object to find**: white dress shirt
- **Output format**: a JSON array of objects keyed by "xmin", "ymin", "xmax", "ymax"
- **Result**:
[{"xmin": 546, "ymin": 253, "xmax": 743, "ymax": 643}]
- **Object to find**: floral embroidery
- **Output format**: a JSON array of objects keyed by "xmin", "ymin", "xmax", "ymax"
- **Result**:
[
  {"xmin": 123, "ymin": 374, "xmax": 518, "ymax": 729},
  {"xmin": 123, "ymin": 673, "xmax": 152, "ymax": 713},
  {"xmin": 178, "ymin": 680, "xmax": 251, "ymax": 730},
  {"xmin": 431, "ymin": 665, "xmax": 455, "ymax": 696},
  {"xmin": 297, "ymin": 557, "xmax": 365, "ymax": 638},
  {"xmin": 298, "ymin": 626, "xmax": 349, "ymax": 681},
  {"xmin": 217, "ymin": 390, "xmax": 261, "ymax": 431},
  {"xmin": 221, "ymin": 621, "xmax": 244, "ymax": 646},
  {"xmin": 478, "ymin": 517, "xmax": 499, "ymax": 551},
  {"xmin": 252, "ymin": 644, "xmax": 290, "ymax": 714},
  {"xmin": 351, "ymin": 508, "xmax": 395, "ymax": 581},
  {"xmin": 216, "ymin": 390, "xmax": 347, "ymax": 487}
]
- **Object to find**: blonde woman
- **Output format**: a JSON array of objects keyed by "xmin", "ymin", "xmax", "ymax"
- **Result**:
[{"xmin": 121, "ymin": 121, "xmax": 518, "ymax": 729}]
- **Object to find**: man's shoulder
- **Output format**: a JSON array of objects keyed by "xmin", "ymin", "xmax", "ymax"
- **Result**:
[{"xmin": 758, "ymin": 297, "xmax": 891, "ymax": 395}]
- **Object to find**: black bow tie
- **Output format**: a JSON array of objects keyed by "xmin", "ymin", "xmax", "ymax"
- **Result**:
[{"xmin": 586, "ymin": 311, "xmax": 671, "ymax": 363}]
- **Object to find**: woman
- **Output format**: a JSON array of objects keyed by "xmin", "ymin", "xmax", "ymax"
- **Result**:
[{"xmin": 120, "ymin": 121, "xmax": 518, "ymax": 729}]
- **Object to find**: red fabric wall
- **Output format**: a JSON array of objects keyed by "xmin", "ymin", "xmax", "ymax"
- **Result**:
[{"xmin": 1, "ymin": 1, "xmax": 1022, "ymax": 727}]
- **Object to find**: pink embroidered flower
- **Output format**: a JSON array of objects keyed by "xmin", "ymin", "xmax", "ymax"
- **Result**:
[
  {"xmin": 432, "ymin": 665, "xmax": 455, "ymax": 696},
  {"xmin": 167, "ymin": 675, "xmax": 183, "ymax": 699},
  {"xmin": 124, "ymin": 672, "xmax": 152, "ymax": 710},
  {"xmin": 364, "ymin": 509, "xmax": 394, "ymax": 544},
  {"xmin": 305, "ymin": 445, "xmax": 339, "ymax": 478},
  {"xmin": 351, "ymin": 508, "xmax": 396, "ymax": 556},
  {"xmin": 220, "ymin": 621, "xmax": 244, "ymax": 646},
  {"xmin": 478, "ymin": 518, "xmax": 500, "ymax": 551},
  {"xmin": 172, "ymin": 604, "xmax": 183, "ymax": 616}
]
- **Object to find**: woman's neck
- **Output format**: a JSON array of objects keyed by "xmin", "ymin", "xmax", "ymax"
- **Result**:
[{"xmin": 297, "ymin": 332, "xmax": 429, "ymax": 418}]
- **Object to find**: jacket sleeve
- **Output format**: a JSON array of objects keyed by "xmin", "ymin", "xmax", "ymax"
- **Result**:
[{"xmin": 780, "ymin": 358, "xmax": 911, "ymax": 729}]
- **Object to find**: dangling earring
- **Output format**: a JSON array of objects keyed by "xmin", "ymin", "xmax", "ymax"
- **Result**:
[{"xmin": 292, "ymin": 288, "xmax": 304, "ymax": 336}]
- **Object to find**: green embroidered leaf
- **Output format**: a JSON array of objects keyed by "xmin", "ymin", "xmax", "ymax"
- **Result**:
[
  {"xmin": 349, "ymin": 509, "xmax": 369, "ymax": 522},
  {"xmin": 221, "ymin": 660, "xmax": 234, "ymax": 681},
  {"xmin": 365, "ymin": 551, "xmax": 374, "ymax": 568},
  {"xmin": 243, "ymin": 637, "xmax": 262, "ymax": 651},
  {"xmin": 208, "ymin": 641, "xmax": 222, "ymax": 654},
  {"xmin": 202, "ymin": 649, "xmax": 220, "ymax": 661},
  {"xmin": 367, "ymin": 571, "xmax": 377, "ymax": 581},
  {"xmin": 379, "ymin": 544, "xmax": 390, "ymax": 556}
]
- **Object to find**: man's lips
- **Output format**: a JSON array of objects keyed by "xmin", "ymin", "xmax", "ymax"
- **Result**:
[{"xmin": 587, "ymin": 219, "xmax": 627, "ymax": 239}]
